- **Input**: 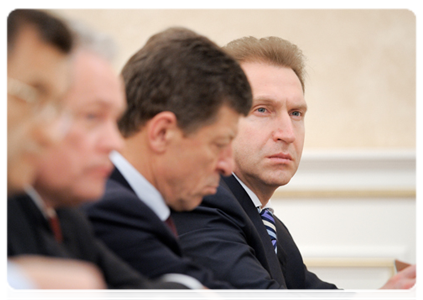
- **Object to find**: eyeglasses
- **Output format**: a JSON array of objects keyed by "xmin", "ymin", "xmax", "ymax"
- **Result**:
[
  {"xmin": 8, "ymin": 76, "xmax": 68, "ymax": 120},
  {"xmin": 8, "ymin": 77, "xmax": 39, "ymax": 104},
  {"xmin": 8, "ymin": 77, "xmax": 73, "ymax": 138}
]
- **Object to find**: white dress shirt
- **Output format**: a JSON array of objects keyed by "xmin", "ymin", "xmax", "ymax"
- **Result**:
[
  {"xmin": 4, "ymin": 258, "xmax": 42, "ymax": 300},
  {"xmin": 110, "ymin": 151, "xmax": 170, "ymax": 222},
  {"xmin": 232, "ymin": 173, "xmax": 274, "ymax": 214}
]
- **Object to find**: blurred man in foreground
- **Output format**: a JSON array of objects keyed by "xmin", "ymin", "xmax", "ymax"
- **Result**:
[
  {"xmin": 7, "ymin": 9, "xmax": 107, "ymax": 289},
  {"xmin": 7, "ymin": 9, "xmax": 73, "ymax": 195},
  {"xmin": 8, "ymin": 20, "xmax": 186, "ymax": 289}
]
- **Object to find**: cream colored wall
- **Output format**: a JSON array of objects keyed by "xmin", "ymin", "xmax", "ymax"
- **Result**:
[
  {"xmin": 49, "ymin": 9, "xmax": 416, "ymax": 290},
  {"xmin": 53, "ymin": 9, "xmax": 416, "ymax": 150}
]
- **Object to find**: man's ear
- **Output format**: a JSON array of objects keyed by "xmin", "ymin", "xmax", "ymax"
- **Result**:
[{"xmin": 147, "ymin": 111, "xmax": 179, "ymax": 153}]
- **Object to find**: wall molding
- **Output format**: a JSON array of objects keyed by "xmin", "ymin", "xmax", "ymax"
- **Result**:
[
  {"xmin": 273, "ymin": 188, "xmax": 415, "ymax": 199},
  {"xmin": 303, "ymin": 257, "xmax": 397, "ymax": 277},
  {"xmin": 273, "ymin": 149, "xmax": 416, "ymax": 199}
]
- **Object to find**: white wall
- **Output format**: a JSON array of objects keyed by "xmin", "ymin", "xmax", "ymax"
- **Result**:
[{"xmin": 272, "ymin": 149, "xmax": 416, "ymax": 289}]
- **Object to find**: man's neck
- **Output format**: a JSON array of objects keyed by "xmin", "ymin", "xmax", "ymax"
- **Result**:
[
  {"xmin": 120, "ymin": 134, "xmax": 156, "ymax": 187},
  {"xmin": 232, "ymin": 172, "xmax": 276, "ymax": 208},
  {"xmin": 112, "ymin": 150, "xmax": 170, "ymax": 221}
]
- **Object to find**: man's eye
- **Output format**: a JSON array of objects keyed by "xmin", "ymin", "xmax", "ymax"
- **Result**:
[
  {"xmin": 256, "ymin": 107, "xmax": 267, "ymax": 113},
  {"xmin": 291, "ymin": 111, "xmax": 302, "ymax": 117},
  {"xmin": 85, "ymin": 113, "xmax": 100, "ymax": 120}
]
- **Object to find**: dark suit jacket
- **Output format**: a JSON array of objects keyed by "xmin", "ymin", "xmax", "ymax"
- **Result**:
[
  {"xmin": 7, "ymin": 193, "xmax": 184, "ymax": 289},
  {"xmin": 82, "ymin": 168, "xmax": 232, "ymax": 289},
  {"xmin": 172, "ymin": 175, "xmax": 338, "ymax": 289}
]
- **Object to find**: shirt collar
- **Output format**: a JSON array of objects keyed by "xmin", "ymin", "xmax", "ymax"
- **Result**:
[
  {"xmin": 110, "ymin": 151, "xmax": 170, "ymax": 221},
  {"xmin": 24, "ymin": 185, "xmax": 57, "ymax": 219},
  {"xmin": 232, "ymin": 173, "xmax": 273, "ymax": 214}
]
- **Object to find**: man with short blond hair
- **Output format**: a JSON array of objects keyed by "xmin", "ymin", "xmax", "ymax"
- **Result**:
[{"xmin": 172, "ymin": 36, "xmax": 416, "ymax": 290}]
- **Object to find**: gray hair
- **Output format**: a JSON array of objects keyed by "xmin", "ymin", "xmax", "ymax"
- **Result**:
[{"xmin": 66, "ymin": 19, "xmax": 117, "ymax": 62}]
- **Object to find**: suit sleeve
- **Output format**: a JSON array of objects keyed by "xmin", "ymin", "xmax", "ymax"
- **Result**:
[
  {"xmin": 68, "ymin": 207, "xmax": 205, "ymax": 300},
  {"xmin": 275, "ymin": 218, "xmax": 338, "ymax": 289},
  {"xmin": 173, "ymin": 204, "xmax": 286, "ymax": 289},
  {"xmin": 82, "ymin": 189, "xmax": 231, "ymax": 289},
  {"xmin": 85, "ymin": 190, "xmax": 210, "ymax": 279}
]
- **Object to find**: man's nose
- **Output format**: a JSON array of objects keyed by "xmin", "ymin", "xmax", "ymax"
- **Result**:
[{"xmin": 272, "ymin": 112, "xmax": 295, "ymax": 144}]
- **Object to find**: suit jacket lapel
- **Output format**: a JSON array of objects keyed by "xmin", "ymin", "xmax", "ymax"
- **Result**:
[
  {"xmin": 8, "ymin": 193, "xmax": 71, "ymax": 257},
  {"xmin": 222, "ymin": 175, "xmax": 285, "ymax": 284},
  {"xmin": 109, "ymin": 167, "xmax": 181, "ymax": 250},
  {"xmin": 109, "ymin": 167, "xmax": 135, "ymax": 192}
]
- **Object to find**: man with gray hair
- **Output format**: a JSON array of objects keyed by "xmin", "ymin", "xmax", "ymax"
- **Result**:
[{"xmin": 8, "ymin": 21, "xmax": 187, "ymax": 289}]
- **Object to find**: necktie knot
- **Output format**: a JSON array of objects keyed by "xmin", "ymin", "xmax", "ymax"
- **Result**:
[{"xmin": 260, "ymin": 208, "xmax": 277, "ymax": 254}]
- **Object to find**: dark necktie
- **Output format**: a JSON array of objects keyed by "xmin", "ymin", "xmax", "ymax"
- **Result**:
[
  {"xmin": 260, "ymin": 208, "xmax": 277, "ymax": 254},
  {"xmin": 46, "ymin": 207, "xmax": 63, "ymax": 243},
  {"xmin": 165, "ymin": 216, "xmax": 178, "ymax": 237}
]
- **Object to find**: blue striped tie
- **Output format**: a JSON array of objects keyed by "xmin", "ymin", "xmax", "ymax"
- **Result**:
[{"xmin": 260, "ymin": 208, "xmax": 277, "ymax": 254}]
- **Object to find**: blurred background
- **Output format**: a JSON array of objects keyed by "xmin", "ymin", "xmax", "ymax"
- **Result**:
[{"xmin": 51, "ymin": 9, "xmax": 417, "ymax": 289}]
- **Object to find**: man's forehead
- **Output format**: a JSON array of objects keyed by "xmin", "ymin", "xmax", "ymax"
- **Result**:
[
  {"xmin": 241, "ymin": 61, "xmax": 301, "ymax": 83},
  {"xmin": 9, "ymin": 26, "xmax": 70, "ymax": 87},
  {"xmin": 241, "ymin": 63, "xmax": 305, "ymax": 105},
  {"xmin": 68, "ymin": 52, "xmax": 124, "ymax": 109}
]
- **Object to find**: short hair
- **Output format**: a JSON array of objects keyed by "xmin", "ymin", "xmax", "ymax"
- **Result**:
[
  {"xmin": 7, "ymin": 9, "xmax": 73, "ymax": 54},
  {"xmin": 223, "ymin": 36, "xmax": 306, "ymax": 91},
  {"xmin": 66, "ymin": 19, "xmax": 117, "ymax": 62},
  {"xmin": 119, "ymin": 27, "xmax": 252, "ymax": 137}
]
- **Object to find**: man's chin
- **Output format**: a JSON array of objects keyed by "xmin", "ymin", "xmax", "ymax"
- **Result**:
[
  {"xmin": 203, "ymin": 185, "xmax": 218, "ymax": 196},
  {"xmin": 170, "ymin": 196, "xmax": 204, "ymax": 212},
  {"xmin": 262, "ymin": 173, "xmax": 293, "ymax": 188},
  {"xmin": 69, "ymin": 185, "xmax": 105, "ymax": 206}
]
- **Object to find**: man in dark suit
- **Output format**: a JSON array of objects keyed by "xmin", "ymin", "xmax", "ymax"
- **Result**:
[
  {"xmin": 82, "ymin": 27, "xmax": 252, "ymax": 289},
  {"xmin": 8, "ymin": 191, "xmax": 186, "ymax": 289},
  {"xmin": 8, "ymin": 20, "xmax": 186, "ymax": 289},
  {"xmin": 172, "ymin": 36, "xmax": 416, "ymax": 289},
  {"xmin": 6, "ymin": 9, "xmax": 105, "ymax": 289}
]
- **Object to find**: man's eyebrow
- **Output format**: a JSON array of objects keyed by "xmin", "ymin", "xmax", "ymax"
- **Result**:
[
  {"xmin": 252, "ymin": 97, "xmax": 279, "ymax": 106},
  {"xmin": 253, "ymin": 97, "xmax": 308, "ymax": 110},
  {"xmin": 80, "ymin": 99, "xmax": 126, "ymax": 114},
  {"xmin": 253, "ymin": 96, "xmax": 274, "ymax": 102},
  {"xmin": 84, "ymin": 99, "xmax": 118, "ymax": 110},
  {"xmin": 294, "ymin": 102, "xmax": 308, "ymax": 111}
]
